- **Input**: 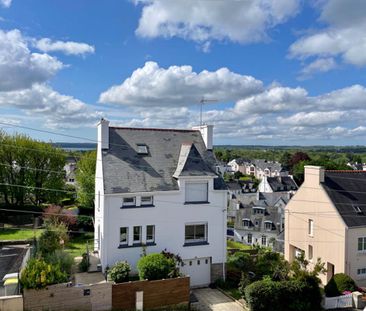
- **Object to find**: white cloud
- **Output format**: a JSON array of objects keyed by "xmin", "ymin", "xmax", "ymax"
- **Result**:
[
  {"xmin": 290, "ymin": 0, "xmax": 366, "ymax": 68},
  {"xmin": 277, "ymin": 111, "xmax": 345, "ymax": 126},
  {"xmin": 135, "ymin": 0, "xmax": 300, "ymax": 45},
  {"xmin": 299, "ymin": 57, "xmax": 336, "ymax": 79},
  {"xmin": 34, "ymin": 38, "xmax": 95, "ymax": 56},
  {"xmin": 0, "ymin": 0, "xmax": 11, "ymax": 8},
  {"xmin": 0, "ymin": 84, "xmax": 101, "ymax": 128},
  {"xmin": 99, "ymin": 61, "xmax": 263, "ymax": 107},
  {"xmin": 0, "ymin": 29, "xmax": 63, "ymax": 92}
]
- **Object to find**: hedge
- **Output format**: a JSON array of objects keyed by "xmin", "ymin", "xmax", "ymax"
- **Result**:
[
  {"xmin": 324, "ymin": 273, "xmax": 357, "ymax": 297},
  {"xmin": 137, "ymin": 253, "xmax": 175, "ymax": 280}
]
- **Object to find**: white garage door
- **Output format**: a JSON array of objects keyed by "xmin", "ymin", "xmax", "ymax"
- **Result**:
[{"xmin": 180, "ymin": 257, "xmax": 211, "ymax": 287}]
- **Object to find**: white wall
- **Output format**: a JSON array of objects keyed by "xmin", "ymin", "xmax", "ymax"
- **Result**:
[{"xmin": 101, "ymin": 178, "xmax": 227, "ymax": 272}]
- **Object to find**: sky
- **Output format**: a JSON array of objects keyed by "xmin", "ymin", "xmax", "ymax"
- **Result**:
[{"xmin": 0, "ymin": 0, "xmax": 366, "ymax": 146}]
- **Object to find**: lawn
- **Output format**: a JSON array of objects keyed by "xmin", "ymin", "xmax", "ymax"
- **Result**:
[
  {"xmin": 227, "ymin": 240, "xmax": 251, "ymax": 250},
  {"xmin": 0, "ymin": 227, "xmax": 43, "ymax": 240},
  {"xmin": 65, "ymin": 232, "xmax": 94, "ymax": 258}
]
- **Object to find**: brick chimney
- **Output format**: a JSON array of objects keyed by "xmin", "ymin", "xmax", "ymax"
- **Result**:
[{"xmin": 97, "ymin": 118, "xmax": 109, "ymax": 150}]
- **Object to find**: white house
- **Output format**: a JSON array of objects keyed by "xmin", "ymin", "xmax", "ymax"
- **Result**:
[
  {"xmin": 94, "ymin": 119, "xmax": 227, "ymax": 287},
  {"xmin": 258, "ymin": 176, "xmax": 298, "ymax": 193}
]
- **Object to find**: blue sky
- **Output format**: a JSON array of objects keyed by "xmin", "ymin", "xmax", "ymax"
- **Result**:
[{"xmin": 0, "ymin": 0, "xmax": 366, "ymax": 145}]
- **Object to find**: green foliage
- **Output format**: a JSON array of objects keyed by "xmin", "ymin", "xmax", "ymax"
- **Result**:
[
  {"xmin": 137, "ymin": 253, "xmax": 176, "ymax": 280},
  {"xmin": 324, "ymin": 273, "xmax": 357, "ymax": 297},
  {"xmin": 0, "ymin": 131, "xmax": 66, "ymax": 206},
  {"xmin": 108, "ymin": 261, "xmax": 131, "ymax": 283},
  {"xmin": 75, "ymin": 151, "xmax": 96, "ymax": 208},
  {"xmin": 244, "ymin": 275, "xmax": 322, "ymax": 311},
  {"xmin": 44, "ymin": 250, "xmax": 74, "ymax": 276},
  {"xmin": 38, "ymin": 223, "xmax": 68, "ymax": 256},
  {"xmin": 20, "ymin": 258, "xmax": 68, "ymax": 289},
  {"xmin": 78, "ymin": 252, "xmax": 90, "ymax": 272},
  {"xmin": 76, "ymin": 215, "xmax": 94, "ymax": 231}
]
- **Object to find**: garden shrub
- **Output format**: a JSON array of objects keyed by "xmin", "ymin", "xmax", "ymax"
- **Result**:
[
  {"xmin": 325, "ymin": 273, "xmax": 357, "ymax": 297},
  {"xmin": 44, "ymin": 250, "xmax": 74, "ymax": 276},
  {"xmin": 78, "ymin": 253, "xmax": 90, "ymax": 272},
  {"xmin": 108, "ymin": 261, "xmax": 131, "ymax": 283},
  {"xmin": 20, "ymin": 258, "xmax": 68, "ymax": 289},
  {"xmin": 137, "ymin": 253, "xmax": 175, "ymax": 280},
  {"xmin": 38, "ymin": 223, "xmax": 68, "ymax": 255}
]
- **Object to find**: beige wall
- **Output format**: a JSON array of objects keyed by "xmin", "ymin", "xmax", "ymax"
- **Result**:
[
  {"xmin": 285, "ymin": 166, "xmax": 346, "ymax": 285},
  {"xmin": 347, "ymin": 228, "xmax": 366, "ymax": 287},
  {"xmin": 0, "ymin": 295, "xmax": 23, "ymax": 311}
]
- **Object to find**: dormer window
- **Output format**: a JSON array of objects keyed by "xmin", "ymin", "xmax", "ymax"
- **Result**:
[
  {"xmin": 264, "ymin": 221, "xmax": 273, "ymax": 231},
  {"xmin": 242, "ymin": 218, "xmax": 251, "ymax": 228},
  {"xmin": 137, "ymin": 144, "xmax": 148, "ymax": 155},
  {"xmin": 253, "ymin": 207, "xmax": 265, "ymax": 215},
  {"xmin": 185, "ymin": 182, "xmax": 208, "ymax": 204}
]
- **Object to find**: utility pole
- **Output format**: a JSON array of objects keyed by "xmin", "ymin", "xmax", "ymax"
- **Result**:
[{"xmin": 199, "ymin": 97, "xmax": 217, "ymax": 126}]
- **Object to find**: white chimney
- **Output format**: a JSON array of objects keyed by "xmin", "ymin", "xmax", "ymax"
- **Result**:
[
  {"xmin": 304, "ymin": 165, "xmax": 324, "ymax": 185},
  {"xmin": 97, "ymin": 118, "xmax": 110, "ymax": 150},
  {"xmin": 192, "ymin": 124, "xmax": 213, "ymax": 150}
]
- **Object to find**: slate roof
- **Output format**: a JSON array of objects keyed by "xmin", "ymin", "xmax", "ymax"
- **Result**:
[
  {"xmin": 322, "ymin": 171, "xmax": 366, "ymax": 228},
  {"xmin": 267, "ymin": 176, "xmax": 298, "ymax": 192},
  {"xmin": 0, "ymin": 246, "xmax": 27, "ymax": 281},
  {"xmin": 103, "ymin": 127, "xmax": 225, "ymax": 194},
  {"xmin": 226, "ymin": 182, "xmax": 242, "ymax": 191}
]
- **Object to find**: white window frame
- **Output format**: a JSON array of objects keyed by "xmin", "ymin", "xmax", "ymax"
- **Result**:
[
  {"xmin": 308, "ymin": 219, "xmax": 314, "ymax": 237},
  {"xmin": 120, "ymin": 227, "xmax": 128, "ymax": 245},
  {"xmin": 247, "ymin": 233, "xmax": 252, "ymax": 244},
  {"xmin": 264, "ymin": 221, "xmax": 272, "ymax": 231},
  {"xmin": 141, "ymin": 196, "xmax": 153, "ymax": 206},
  {"xmin": 146, "ymin": 225, "xmax": 155, "ymax": 243},
  {"xmin": 242, "ymin": 219, "xmax": 251, "ymax": 228},
  {"xmin": 184, "ymin": 223, "xmax": 208, "ymax": 244},
  {"xmin": 261, "ymin": 235, "xmax": 267, "ymax": 246},
  {"xmin": 357, "ymin": 268, "xmax": 366, "ymax": 276},
  {"xmin": 133, "ymin": 226, "xmax": 142, "ymax": 243},
  {"xmin": 122, "ymin": 197, "xmax": 136, "ymax": 207},
  {"xmin": 185, "ymin": 181, "xmax": 208, "ymax": 203},
  {"xmin": 358, "ymin": 237, "xmax": 366, "ymax": 252}
]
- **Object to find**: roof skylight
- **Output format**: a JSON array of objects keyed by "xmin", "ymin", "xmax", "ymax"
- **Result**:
[{"xmin": 137, "ymin": 144, "xmax": 148, "ymax": 155}]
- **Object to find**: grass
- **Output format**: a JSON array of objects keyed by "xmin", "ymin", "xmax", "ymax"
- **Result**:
[
  {"xmin": 227, "ymin": 240, "xmax": 251, "ymax": 250},
  {"xmin": 224, "ymin": 287, "xmax": 242, "ymax": 300},
  {"xmin": 0, "ymin": 227, "xmax": 43, "ymax": 240},
  {"xmin": 65, "ymin": 232, "xmax": 94, "ymax": 258}
]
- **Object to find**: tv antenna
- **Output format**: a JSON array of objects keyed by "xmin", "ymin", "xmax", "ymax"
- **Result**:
[{"xmin": 199, "ymin": 97, "xmax": 218, "ymax": 126}]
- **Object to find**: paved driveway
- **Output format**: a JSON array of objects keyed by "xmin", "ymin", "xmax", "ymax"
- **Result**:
[{"xmin": 192, "ymin": 288, "xmax": 245, "ymax": 311}]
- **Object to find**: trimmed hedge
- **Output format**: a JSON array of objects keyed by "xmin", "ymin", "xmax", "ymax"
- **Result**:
[
  {"xmin": 244, "ymin": 275, "xmax": 322, "ymax": 311},
  {"xmin": 325, "ymin": 273, "xmax": 357, "ymax": 297},
  {"xmin": 109, "ymin": 261, "xmax": 131, "ymax": 283},
  {"xmin": 137, "ymin": 253, "xmax": 175, "ymax": 281}
]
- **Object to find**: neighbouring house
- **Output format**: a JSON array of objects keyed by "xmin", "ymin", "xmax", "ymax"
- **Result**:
[
  {"xmin": 258, "ymin": 176, "xmax": 298, "ymax": 193},
  {"xmin": 94, "ymin": 119, "xmax": 227, "ymax": 287},
  {"xmin": 64, "ymin": 156, "xmax": 77, "ymax": 185},
  {"xmin": 0, "ymin": 244, "xmax": 30, "ymax": 296},
  {"xmin": 347, "ymin": 162, "xmax": 366, "ymax": 171},
  {"xmin": 227, "ymin": 158, "xmax": 288, "ymax": 179},
  {"xmin": 285, "ymin": 166, "xmax": 366, "ymax": 286},
  {"xmin": 231, "ymin": 192, "xmax": 289, "ymax": 252}
]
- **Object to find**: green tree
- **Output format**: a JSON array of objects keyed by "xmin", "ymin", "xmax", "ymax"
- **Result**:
[
  {"xmin": 75, "ymin": 151, "xmax": 96, "ymax": 208},
  {"xmin": 38, "ymin": 223, "xmax": 68, "ymax": 256}
]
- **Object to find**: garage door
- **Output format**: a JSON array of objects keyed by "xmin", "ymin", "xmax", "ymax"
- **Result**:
[{"xmin": 179, "ymin": 257, "xmax": 211, "ymax": 287}]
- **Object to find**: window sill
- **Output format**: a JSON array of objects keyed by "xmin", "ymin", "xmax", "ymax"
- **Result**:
[
  {"xmin": 118, "ymin": 242, "xmax": 156, "ymax": 249},
  {"xmin": 184, "ymin": 201, "xmax": 210, "ymax": 205},
  {"xmin": 183, "ymin": 241, "xmax": 209, "ymax": 247},
  {"xmin": 120, "ymin": 205, "xmax": 155, "ymax": 209}
]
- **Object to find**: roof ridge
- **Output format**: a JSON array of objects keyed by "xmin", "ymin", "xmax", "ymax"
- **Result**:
[
  {"xmin": 110, "ymin": 126, "xmax": 198, "ymax": 133},
  {"xmin": 326, "ymin": 170, "xmax": 366, "ymax": 173}
]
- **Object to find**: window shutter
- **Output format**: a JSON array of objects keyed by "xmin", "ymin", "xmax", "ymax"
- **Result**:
[{"xmin": 185, "ymin": 182, "xmax": 208, "ymax": 202}]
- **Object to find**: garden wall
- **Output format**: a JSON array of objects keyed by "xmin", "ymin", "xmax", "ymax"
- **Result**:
[
  {"xmin": 23, "ymin": 282, "xmax": 111, "ymax": 311},
  {"xmin": 0, "ymin": 295, "xmax": 23, "ymax": 311},
  {"xmin": 112, "ymin": 276, "xmax": 190, "ymax": 310}
]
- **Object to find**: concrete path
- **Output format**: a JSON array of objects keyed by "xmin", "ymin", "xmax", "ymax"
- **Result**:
[{"xmin": 192, "ymin": 288, "xmax": 245, "ymax": 311}]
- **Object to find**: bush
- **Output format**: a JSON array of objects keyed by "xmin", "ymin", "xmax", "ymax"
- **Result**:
[
  {"xmin": 20, "ymin": 258, "xmax": 68, "ymax": 289},
  {"xmin": 108, "ymin": 261, "xmax": 131, "ymax": 283},
  {"xmin": 78, "ymin": 253, "xmax": 90, "ymax": 272},
  {"xmin": 325, "ymin": 273, "xmax": 357, "ymax": 297},
  {"xmin": 76, "ymin": 215, "xmax": 93, "ymax": 231},
  {"xmin": 38, "ymin": 223, "xmax": 68, "ymax": 256},
  {"xmin": 44, "ymin": 250, "xmax": 74, "ymax": 276},
  {"xmin": 137, "ymin": 253, "xmax": 175, "ymax": 280}
]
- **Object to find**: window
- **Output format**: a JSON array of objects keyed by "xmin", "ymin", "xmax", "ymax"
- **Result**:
[
  {"xmin": 253, "ymin": 208, "xmax": 265, "ymax": 215},
  {"xmin": 185, "ymin": 182, "xmax": 208, "ymax": 203},
  {"xmin": 264, "ymin": 222, "xmax": 272, "ymax": 231},
  {"xmin": 185, "ymin": 223, "xmax": 207, "ymax": 244},
  {"xmin": 308, "ymin": 219, "xmax": 314, "ymax": 237},
  {"xmin": 357, "ymin": 268, "xmax": 366, "ymax": 275},
  {"xmin": 358, "ymin": 237, "xmax": 366, "ymax": 251},
  {"xmin": 247, "ymin": 234, "xmax": 252, "ymax": 244},
  {"xmin": 353, "ymin": 205, "xmax": 363, "ymax": 214},
  {"xmin": 242, "ymin": 219, "xmax": 251, "ymax": 228},
  {"xmin": 261, "ymin": 236, "xmax": 267, "ymax": 246},
  {"xmin": 123, "ymin": 197, "xmax": 136, "ymax": 207},
  {"xmin": 137, "ymin": 144, "xmax": 148, "ymax": 155},
  {"xmin": 308, "ymin": 245, "xmax": 313, "ymax": 260},
  {"xmin": 146, "ymin": 225, "xmax": 155, "ymax": 243},
  {"xmin": 141, "ymin": 196, "xmax": 153, "ymax": 206},
  {"xmin": 133, "ymin": 226, "xmax": 142, "ymax": 243},
  {"xmin": 120, "ymin": 227, "xmax": 128, "ymax": 245}
]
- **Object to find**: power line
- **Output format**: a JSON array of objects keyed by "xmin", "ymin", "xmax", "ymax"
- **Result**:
[{"xmin": 0, "ymin": 208, "xmax": 94, "ymax": 220}]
